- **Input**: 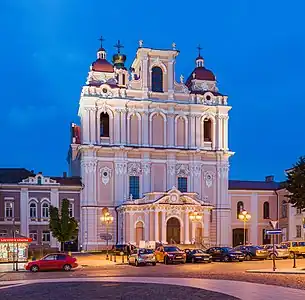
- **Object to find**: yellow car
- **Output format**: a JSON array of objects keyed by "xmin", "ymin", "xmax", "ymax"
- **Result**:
[{"xmin": 281, "ymin": 241, "xmax": 305, "ymax": 258}]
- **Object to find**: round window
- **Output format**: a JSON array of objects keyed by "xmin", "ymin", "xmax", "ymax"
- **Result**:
[
  {"xmin": 206, "ymin": 95, "xmax": 211, "ymax": 101},
  {"xmin": 103, "ymin": 172, "xmax": 108, "ymax": 177},
  {"xmin": 102, "ymin": 88, "xmax": 108, "ymax": 93}
]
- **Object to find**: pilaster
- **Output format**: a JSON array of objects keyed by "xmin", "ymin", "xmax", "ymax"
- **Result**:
[
  {"xmin": 20, "ymin": 188, "xmax": 29, "ymax": 237},
  {"xmin": 203, "ymin": 210, "xmax": 210, "ymax": 244},
  {"xmin": 189, "ymin": 115, "xmax": 196, "ymax": 148},
  {"xmin": 82, "ymin": 108, "xmax": 90, "ymax": 144},
  {"xmin": 154, "ymin": 210, "xmax": 159, "ymax": 242},
  {"xmin": 120, "ymin": 109, "xmax": 127, "ymax": 144},
  {"xmin": 168, "ymin": 114, "xmax": 175, "ymax": 147},
  {"xmin": 142, "ymin": 111, "xmax": 149, "ymax": 146},
  {"xmin": 195, "ymin": 116, "xmax": 201, "ymax": 148},
  {"xmin": 161, "ymin": 211, "xmax": 166, "ymax": 243},
  {"xmin": 250, "ymin": 193, "xmax": 258, "ymax": 245},
  {"xmin": 184, "ymin": 210, "xmax": 190, "ymax": 244},
  {"xmin": 114, "ymin": 110, "xmax": 121, "ymax": 144},
  {"xmin": 89, "ymin": 108, "xmax": 97, "ymax": 144},
  {"xmin": 144, "ymin": 212, "xmax": 149, "ymax": 240},
  {"xmin": 130, "ymin": 212, "xmax": 135, "ymax": 244}
]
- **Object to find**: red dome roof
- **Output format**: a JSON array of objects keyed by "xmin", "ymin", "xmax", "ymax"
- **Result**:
[
  {"xmin": 91, "ymin": 59, "xmax": 114, "ymax": 73},
  {"xmin": 192, "ymin": 66, "xmax": 215, "ymax": 81}
]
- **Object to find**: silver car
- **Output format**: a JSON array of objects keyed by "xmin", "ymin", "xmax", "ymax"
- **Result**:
[
  {"xmin": 128, "ymin": 248, "xmax": 156, "ymax": 266},
  {"xmin": 263, "ymin": 244, "xmax": 289, "ymax": 259}
]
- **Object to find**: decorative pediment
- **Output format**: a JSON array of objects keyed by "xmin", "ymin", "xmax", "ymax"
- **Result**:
[{"xmin": 19, "ymin": 174, "xmax": 59, "ymax": 185}]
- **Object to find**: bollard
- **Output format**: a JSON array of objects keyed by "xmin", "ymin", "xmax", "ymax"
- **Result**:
[
  {"xmin": 110, "ymin": 254, "xmax": 112, "ymax": 261},
  {"xmin": 293, "ymin": 252, "xmax": 296, "ymax": 268},
  {"xmin": 113, "ymin": 254, "xmax": 116, "ymax": 262},
  {"xmin": 122, "ymin": 255, "xmax": 124, "ymax": 264}
]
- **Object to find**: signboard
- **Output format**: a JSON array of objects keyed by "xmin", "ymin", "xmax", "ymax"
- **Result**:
[
  {"xmin": 266, "ymin": 229, "xmax": 282, "ymax": 235},
  {"xmin": 100, "ymin": 233, "xmax": 112, "ymax": 241},
  {"xmin": 269, "ymin": 220, "xmax": 278, "ymax": 229},
  {"xmin": 0, "ymin": 237, "xmax": 32, "ymax": 243}
]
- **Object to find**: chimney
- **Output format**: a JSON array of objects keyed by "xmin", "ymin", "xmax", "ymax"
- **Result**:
[
  {"xmin": 265, "ymin": 175, "xmax": 274, "ymax": 182},
  {"xmin": 63, "ymin": 171, "xmax": 67, "ymax": 178}
]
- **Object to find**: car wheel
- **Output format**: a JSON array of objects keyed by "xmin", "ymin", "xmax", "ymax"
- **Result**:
[
  {"xmin": 223, "ymin": 255, "xmax": 229, "ymax": 262},
  {"xmin": 135, "ymin": 260, "xmax": 139, "ymax": 267},
  {"xmin": 245, "ymin": 254, "xmax": 251, "ymax": 261},
  {"xmin": 191, "ymin": 257, "xmax": 196, "ymax": 263},
  {"xmin": 152, "ymin": 262, "xmax": 156, "ymax": 266},
  {"xmin": 289, "ymin": 252, "xmax": 295, "ymax": 259},
  {"xmin": 30, "ymin": 265, "xmax": 39, "ymax": 272},
  {"xmin": 63, "ymin": 264, "xmax": 72, "ymax": 271}
]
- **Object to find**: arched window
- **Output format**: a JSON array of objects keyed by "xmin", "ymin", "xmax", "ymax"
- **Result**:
[
  {"xmin": 204, "ymin": 118, "xmax": 212, "ymax": 142},
  {"xmin": 151, "ymin": 66, "xmax": 163, "ymax": 92},
  {"xmin": 29, "ymin": 202, "xmax": 37, "ymax": 218},
  {"xmin": 281, "ymin": 200, "xmax": 288, "ymax": 218},
  {"xmin": 122, "ymin": 74, "xmax": 126, "ymax": 85},
  {"xmin": 263, "ymin": 201, "xmax": 270, "ymax": 219},
  {"xmin": 135, "ymin": 221, "xmax": 144, "ymax": 245},
  {"xmin": 42, "ymin": 202, "xmax": 49, "ymax": 218},
  {"xmin": 37, "ymin": 176, "xmax": 42, "ymax": 185},
  {"xmin": 237, "ymin": 201, "xmax": 244, "ymax": 219},
  {"xmin": 100, "ymin": 113, "xmax": 109, "ymax": 137}
]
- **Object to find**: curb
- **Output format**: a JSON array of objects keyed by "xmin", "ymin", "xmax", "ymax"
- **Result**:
[{"xmin": 246, "ymin": 270, "xmax": 305, "ymax": 275}]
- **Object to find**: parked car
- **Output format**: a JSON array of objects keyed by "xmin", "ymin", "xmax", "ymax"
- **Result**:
[
  {"xmin": 184, "ymin": 248, "xmax": 212, "ymax": 263},
  {"xmin": 262, "ymin": 244, "xmax": 289, "ymax": 259},
  {"xmin": 281, "ymin": 241, "xmax": 305, "ymax": 258},
  {"xmin": 155, "ymin": 245, "xmax": 186, "ymax": 264},
  {"xmin": 128, "ymin": 248, "xmax": 156, "ymax": 266},
  {"xmin": 25, "ymin": 253, "xmax": 78, "ymax": 272},
  {"xmin": 206, "ymin": 247, "xmax": 244, "ymax": 262},
  {"xmin": 112, "ymin": 244, "xmax": 136, "ymax": 255},
  {"xmin": 233, "ymin": 245, "xmax": 268, "ymax": 260}
]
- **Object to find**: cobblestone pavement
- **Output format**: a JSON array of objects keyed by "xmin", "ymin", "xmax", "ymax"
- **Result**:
[
  {"xmin": 1, "ymin": 282, "xmax": 238, "ymax": 300},
  {"xmin": 0, "ymin": 260, "xmax": 304, "ymax": 290}
]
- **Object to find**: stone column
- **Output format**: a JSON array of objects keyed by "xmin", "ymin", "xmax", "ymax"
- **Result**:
[
  {"xmin": 189, "ymin": 115, "xmax": 196, "ymax": 148},
  {"xmin": 184, "ymin": 210, "xmax": 190, "ymax": 244},
  {"xmin": 120, "ymin": 109, "xmax": 127, "ymax": 145},
  {"xmin": 223, "ymin": 116, "xmax": 229, "ymax": 150},
  {"xmin": 195, "ymin": 116, "xmax": 201, "ymax": 148},
  {"xmin": 82, "ymin": 108, "xmax": 90, "ymax": 144},
  {"xmin": 167, "ymin": 114, "xmax": 175, "ymax": 147},
  {"xmin": 20, "ymin": 188, "xmax": 29, "ymax": 237},
  {"xmin": 144, "ymin": 212, "xmax": 150, "ymax": 241},
  {"xmin": 216, "ymin": 115, "xmax": 222, "ymax": 150},
  {"xmin": 142, "ymin": 56, "xmax": 149, "ymax": 98},
  {"xmin": 142, "ymin": 111, "xmax": 149, "ymax": 146},
  {"xmin": 191, "ymin": 222, "xmax": 196, "ymax": 244},
  {"xmin": 161, "ymin": 211, "xmax": 167, "ymax": 243},
  {"xmin": 129, "ymin": 212, "xmax": 135, "ymax": 244},
  {"xmin": 203, "ymin": 210, "xmax": 210, "ymax": 244},
  {"xmin": 167, "ymin": 59, "xmax": 174, "ymax": 99},
  {"xmin": 154, "ymin": 210, "xmax": 159, "ymax": 242},
  {"xmin": 89, "ymin": 108, "xmax": 97, "ymax": 144},
  {"xmin": 114, "ymin": 110, "xmax": 121, "ymax": 145}
]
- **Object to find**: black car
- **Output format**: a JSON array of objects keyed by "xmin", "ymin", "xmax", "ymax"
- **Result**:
[
  {"xmin": 185, "ymin": 249, "xmax": 212, "ymax": 263},
  {"xmin": 206, "ymin": 247, "xmax": 244, "ymax": 262},
  {"xmin": 233, "ymin": 245, "xmax": 268, "ymax": 261},
  {"xmin": 111, "ymin": 244, "xmax": 136, "ymax": 255}
]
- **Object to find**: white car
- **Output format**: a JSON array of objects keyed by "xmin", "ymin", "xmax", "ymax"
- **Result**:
[{"xmin": 128, "ymin": 248, "xmax": 156, "ymax": 266}]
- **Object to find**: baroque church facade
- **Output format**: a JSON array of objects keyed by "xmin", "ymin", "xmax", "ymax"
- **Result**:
[{"xmin": 68, "ymin": 39, "xmax": 287, "ymax": 251}]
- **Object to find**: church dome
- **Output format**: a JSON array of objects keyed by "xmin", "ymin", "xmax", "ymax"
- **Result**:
[
  {"xmin": 191, "ymin": 66, "xmax": 215, "ymax": 81},
  {"xmin": 91, "ymin": 59, "xmax": 114, "ymax": 73}
]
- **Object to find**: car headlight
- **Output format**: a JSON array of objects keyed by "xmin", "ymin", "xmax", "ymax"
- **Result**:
[
  {"xmin": 209, "ymin": 256, "xmax": 212, "ymax": 259},
  {"xmin": 167, "ymin": 254, "xmax": 174, "ymax": 257}
]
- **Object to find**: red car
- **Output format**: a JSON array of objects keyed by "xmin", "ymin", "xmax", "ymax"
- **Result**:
[{"xmin": 25, "ymin": 253, "xmax": 78, "ymax": 272}]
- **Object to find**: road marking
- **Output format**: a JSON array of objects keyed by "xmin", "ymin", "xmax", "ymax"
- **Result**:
[{"xmin": 0, "ymin": 277, "xmax": 305, "ymax": 299}]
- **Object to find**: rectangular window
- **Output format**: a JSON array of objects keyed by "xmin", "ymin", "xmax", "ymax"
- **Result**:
[
  {"xmin": 296, "ymin": 208, "xmax": 302, "ymax": 214},
  {"xmin": 42, "ymin": 231, "xmax": 50, "ymax": 242},
  {"xmin": 178, "ymin": 177, "xmax": 188, "ymax": 192},
  {"xmin": 129, "ymin": 176, "xmax": 140, "ymax": 199},
  {"xmin": 5, "ymin": 202, "xmax": 13, "ymax": 218},
  {"xmin": 68, "ymin": 203, "xmax": 73, "ymax": 217},
  {"xmin": 29, "ymin": 230, "xmax": 38, "ymax": 242},
  {"xmin": 296, "ymin": 225, "xmax": 302, "ymax": 238}
]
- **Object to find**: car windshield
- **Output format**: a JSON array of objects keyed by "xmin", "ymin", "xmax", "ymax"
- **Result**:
[
  {"xmin": 253, "ymin": 246, "xmax": 264, "ymax": 250},
  {"xmin": 299, "ymin": 242, "xmax": 305, "ymax": 246},
  {"xmin": 277, "ymin": 245, "xmax": 288, "ymax": 249},
  {"xmin": 222, "ymin": 247, "xmax": 233, "ymax": 252},
  {"xmin": 139, "ymin": 249, "xmax": 153, "ymax": 254},
  {"xmin": 164, "ymin": 247, "xmax": 180, "ymax": 252}
]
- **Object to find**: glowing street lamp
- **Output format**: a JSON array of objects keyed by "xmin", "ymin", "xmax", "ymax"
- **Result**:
[
  {"xmin": 238, "ymin": 209, "xmax": 251, "ymax": 245},
  {"xmin": 189, "ymin": 212, "xmax": 203, "ymax": 222},
  {"xmin": 100, "ymin": 212, "xmax": 114, "ymax": 260}
]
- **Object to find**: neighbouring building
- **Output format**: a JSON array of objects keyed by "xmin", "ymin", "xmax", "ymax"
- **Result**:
[{"xmin": 0, "ymin": 168, "xmax": 82, "ymax": 252}]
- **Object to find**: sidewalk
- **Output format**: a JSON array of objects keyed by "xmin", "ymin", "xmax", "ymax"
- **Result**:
[
  {"xmin": 0, "ymin": 263, "xmax": 25, "ymax": 273},
  {"xmin": 246, "ymin": 268, "xmax": 305, "ymax": 274}
]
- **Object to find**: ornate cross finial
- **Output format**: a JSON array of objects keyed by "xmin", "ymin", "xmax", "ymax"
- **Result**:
[
  {"xmin": 172, "ymin": 42, "xmax": 176, "ymax": 50},
  {"xmin": 114, "ymin": 40, "xmax": 124, "ymax": 53},
  {"xmin": 197, "ymin": 44, "xmax": 203, "ymax": 56},
  {"xmin": 139, "ymin": 40, "xmax": 143, "ymax": 48},
  {"xmin": 98, "ymin": 36, "xmax": 105, "ymax": 48}
]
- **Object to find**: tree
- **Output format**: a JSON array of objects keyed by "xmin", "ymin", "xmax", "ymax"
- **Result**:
[
  {"xmin": 284, "ymin": 156, "xmax": 305, "ymax": 211},
  {"xmin": 49, "ymin": 199, "xmax": 78, "ymax": 251}
]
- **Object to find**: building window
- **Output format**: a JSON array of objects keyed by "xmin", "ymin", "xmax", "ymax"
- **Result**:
[
  {"xmin": 296, "ymin": 225, "xmax": 302, "ymax": 238},
  {"xmin": 29, "ymin": 202, "xmax": 37, "ymax": 218},
  {"xmin": 42, "ymin": 231, "xmax": 50, "ymax": 242},
  {"xmin": 0, "ymin": 230, "xmax": 7, "ymax": 237},
  {"xmin": 29, "ymin": 230, "xmax": 38, "ymax": 242},
  {"xmin": 178, "ymin": 177, "xmax": 188, "ymax": 192},
  {"xmin": 129, "ymin": 176, "xmax": 140, "ymax": 199},
  {"xmin": 236, "ymin": 201, "xmax": 244, "ymax": 219},
  {"xmin": 281, "ymin": 200, "xmax": 288, "ymax": 218},
  {"xmin": 204, "ymin": 118, "xmax": 212, "ymax": 142},
  {"xmin": 37, "ymin": 176, "xmax": 42, "ymax": 185},
  {"xmin": 42, "ymin": 202, "xmax": 49, "ymax": 218},
  {"xmin": 151, "ymin": 66, "xmax": 163, "ymax": 92},
  {"xmin": 5, "ymin": 202, "xmax": 13, "ymax": 218},
  {"xmin": 296, "ymin": 208, "xmax": 302, "ymax": 214},
  {"xmin": 263, "ymin": 202, "xmax": 270, "ymax": 219},
  {"xmin": 100, "ymin": 113, "xmax": 109, "ymax": 137},
  {"xmin": 122, "ymin": 74, "xmax": 126, "ymax": 85},
  {"xmin": 68, "ymin": 203, "xmax": 74, "ymax": 217}
]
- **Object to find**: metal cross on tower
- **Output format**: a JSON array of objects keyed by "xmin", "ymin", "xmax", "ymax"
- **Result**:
[
  {"xmin": 98, "ymin": 36, "xmax": 105, "ymax": 48},
  {"xmin": 197, "ymin": 44, "xmax": 203, "ymax": 57},
  {"xmin": 114, "ymin": 40, "xmax": 124, "ymax": 53}
]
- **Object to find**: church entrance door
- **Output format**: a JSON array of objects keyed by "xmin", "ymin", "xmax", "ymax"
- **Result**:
[
  {"xmin": 166, "ymin": 217, "xmax": 180, "ymax": 244},
  {"xmin": 233, "ymin": 228, "xmax": 247, "ymax": 247}
]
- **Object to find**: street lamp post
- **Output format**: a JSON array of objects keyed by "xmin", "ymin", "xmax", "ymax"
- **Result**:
[
  {"xmin": 100, "ymin": 212, "xmax": 114, "ymax": 260},
  {"xmin": 238, "ymin": 209, "xmax": 251, "ymax": 245}
]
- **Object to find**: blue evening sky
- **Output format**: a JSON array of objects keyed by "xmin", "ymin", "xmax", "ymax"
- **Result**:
[{"xmin": 1, "ymin": 0, "xmax": 304, "ymax": 181}]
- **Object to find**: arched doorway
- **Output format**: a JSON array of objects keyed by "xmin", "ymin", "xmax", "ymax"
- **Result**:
[
  {"xmin": 135, "ymin": 222, "xmax": 144, "ymax": 245},
  {"xmin": 166, "ymin": 217, "xmax": 180, "ymax": 244}
]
